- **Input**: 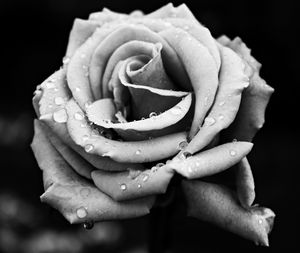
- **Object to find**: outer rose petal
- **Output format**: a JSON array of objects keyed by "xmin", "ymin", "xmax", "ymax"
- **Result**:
[
  {"xmin": 168, "ymin": 141, "xmax": 253, "ymax": 179},
  {"xmin": 181, "ymin": 45, "xmax": 248, "ymax": 155},
  {"xmin": 235, "ymin": 157, "xmax": 255, "ymax": 208},
  {"xmin": 31, "ymin": 121, "xmax": 155, "ymax": 223},
  {"xmin": 219, "ymin": 36, "xmax": 274, "ymax": 141},
  {"xmin": 182, "ymin": 180, "xmax": 275, "ymax": 246},
  {"xmin": 91, "ymin": 165, "xmax": 174, "ymax": 201},
  {"xmin": 161, "ymin": 28, "xmax": 219, "ymax": 138}
]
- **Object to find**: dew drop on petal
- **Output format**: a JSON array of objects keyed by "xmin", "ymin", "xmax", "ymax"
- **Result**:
[
  {"xmin": 178, "ymin": 140, "xmax": 188, "ymax": 150},
  {"xmin": 137, "ymin": 184, "xmax": 142, "ymax": 189},
  {"xmin": 74, "ymin": 112, "xmax": 84, "ymax": 121},
  {"xmin": 170, "ymin": 106, "xmax": 182, "ymax": 115},
  {"xmin": 80, "ymin": 188, "xmax": 91, "ymax": 198},
  {"xmin": 258, "ymin": 219, "xmax": 263, "ymax": 224},
  {"xmin": 187, "ymin": 166, "xmax": 193, "ymax": 174},
  {"xmin": 83, "ymin": 221, "xmax": 94, "ymax": 230},
  {"xmin": 142, "ymin": 174, "xmax": 149, "ymax": 182},
  {"xmin": 54, "ymin": 97, "xmax": 65, "ymax": 105},
  {"xmin": 219, "ymin": 101, "xmax": 225, "ymax": 106},
  {"xmin": 232, "ymin": 138, "xmax": 237, "ymax": 143},
  {"xmin": 156, "ymin": 163, "xmax": 164, "ymax": 168},
  {"xmin": 84, "ymin": 144, "xmax": 94, "ymax": 153},
  {"xmin": 75, "ymin": 87, "xmax": 81, "ymax": 92},
  {"xmin": 195, "ymin": 161, "xmax": 200, "ymax": 167},
  {"xmin": 62, "ymin": 56, "xmax": 70, "ymax": 65},
  {"xmin": 149, "ymin": 112, "xmax": 157, "ymax": 118},
  {"xmin": 76, "ymin": 207, "xmax": 88, "ymax": 219},
  {"xmin": 230, "ymin": 150, "xmax": 237, "ymax": 156},
  {"xmin": 151, "ymin": 166, "xmax": 158, "ymax": 173},
  {"xmin": 120, "ymin": 184, "xmax": 127, "ymax": 191},
  {"xmin": 218, "ymin": 114, "xmax": 224, "ymax": 120},
  {"xmin": 204, "ymin": 117, "xmax": 216, "ymax": 126},
  {"xmin": 135, "ymin": 149, "xmax": 141, "ymax": 155},
  {"xmin": 53, "ymin": 109, "xmax": 68, "ymax": 123},
  {"xmin": 182, "ymin": 152, "xmax": 192, "ymax": 159}
]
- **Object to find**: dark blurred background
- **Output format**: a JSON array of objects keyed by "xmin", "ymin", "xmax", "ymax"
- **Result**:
[{"xmin": 0, "ymin": 0, "xmax": 298, "ymax": 252}]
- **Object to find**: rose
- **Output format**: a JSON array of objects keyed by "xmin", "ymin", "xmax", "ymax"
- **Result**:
[{"xmin": 31, "ymin": 3, "xmax": 275, "ymax": 246}]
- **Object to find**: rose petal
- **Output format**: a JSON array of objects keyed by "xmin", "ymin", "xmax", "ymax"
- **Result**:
[
  {"xmin": 182, "ymin": 180, "xmax": 275, "ymax": 246},
  {"xmin": 169, "ymin": 141, "xmax": 253, "ymax": 179},
  {"xmin": 65, "ymin": 99, "xmax": 187, "ymax": 163},
  {"xmin": 35, "ymin": 120, "xmax": 94, "ymax": 179},
  {"xmin": 219, "ymin": 36, "xmax": 274, "ymax": 141},
  {"xmin": 91, "ymin": 165, "xmax": 174, "ymax": 201},
  {"xmin": 182, "ymin": 45, "xmax": 248, "ymax": 154},
  {"xmin": 65, "ymin": 19, "xmax": 98, "ymax": 59},
  {"xmin": 161, "ymin": 28, "xmax": 219, "ymax": 138},
  {"xmin": 39, "ymin": 113, "xmax": 144, "ymax": 171},
  {"xmin": 89, "ymin": 8, "xmax": 128, "ymax": 23},
  {"xmin": 89, "ymin": 24, "xmax": 190, "ymax": 100},
  {"xmin": 235, "ymin": 157, "xmax": 255, "ymax": 208},
  {"xmin": 91, "ymin": 93, "xmax": 192, "ymax": 132},
  {"xmin": 67, "ymin": 24, "xmax": 120, "ymax": 109},
  {"xmin": 31, "ymin": 123, "xmax": 155, "ymax": 223}
]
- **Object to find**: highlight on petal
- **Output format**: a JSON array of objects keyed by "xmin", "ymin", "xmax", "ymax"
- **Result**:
[
  {"xmin": 31, "ymin": 122, "xmax": 155, "ymax": 223},
  {"xmin": 65, "ymin": 99, "xmax": 188, "ymax": 163},
  {"xmin": 235, "ymin": 157, "xmax": 255, "ymax": 208},
  {"xmin": 182, "ymin": 45, "xmax": 248, "ymax": 155},
  {"xmin": 182, "ymin": 180, "xmax": 275, "ymax": 246},
  {"xmin": 169, "ymin": 141, "xmax": 253, "ymax": 179},
  {"xmin": 219, "ymin": 36, "xmax": 274, "ymax": 141},
  {"xmin": 161, "ymin": 28, "xmax": 219, "ymax": 138},
  {"xmin": 91, "ymin": 164, "xmax": 174, "ymax": 201}
]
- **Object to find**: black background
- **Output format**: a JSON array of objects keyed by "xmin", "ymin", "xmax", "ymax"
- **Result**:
[{"xmin": 0, "ymin": 0, "xmax": 299, "ymax": 252}]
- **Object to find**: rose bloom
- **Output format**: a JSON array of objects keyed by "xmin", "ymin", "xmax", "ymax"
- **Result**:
[{"xmin": 31, "ymin": 3, "xmax": 275, "ymax": 246}]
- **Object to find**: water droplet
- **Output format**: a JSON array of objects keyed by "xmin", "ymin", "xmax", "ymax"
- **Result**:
[
  {"xmin": 128, "ymin": 169, "xmax": 141, "ymax": 180},
  {"xmin": 85, "ymin": 144, "xmax": 94, "ymax": 153},
  {"xmin": 141, "ymin": 117, "xmax": 145, "ymax": 120},
  {"xmin": 85, "ymin": 101, "xmax": 92, "ymax": 109},
  {"xmin": 54, "ymin": 88, "xmax": 59, "ymax": 92},
  {"xmin": 219, "ymin": 101, "xmax": 225, "ymax": 106},
  {"xmin": 54, "ymin": 97, "xmax": 65, "ymax": 105},
  {"xmin": 76, "ymin": 207, "xmax": 87, "ymax": 218},
  {"xmin": 149, "ymin": 112, "xmax": 157, "ymax": 118},
  {"xmin": 80, "ymin": 122, "xmax": 87, "ymax": 128},
  {"xmin": 120, "ymin": 184, "xmax": 127, "ymax": 191},
  {"xmin": 182, "ymin": 152, "xmax": 192, "ymax": 159},
  {"xmin": 137, "ymin": 184, "xmax": 142, "ymax": 189},
  {"xmin": 232, "ymin": 138, "xmax": 237, "ymax": 143},
  {"xmin": 62, "ymin": 56, "xmax": 70, "ymax": 64},
  {"xmin": 230, "ymin": 150, "xmax": 237, "ymax": 156},
  {"xmin": 45, "ymin": 82, "xmax": 55, "ymax": 89},
  {"xmin": 74, "ymin": 112, "xmax": 84, "ymax": 121},
  {"xmin": 135, "ymin": 149, "xmax": 141, "ymax": 155},
  {"xmin": 83, "ymin": 220, "xmax": 94, "ymax": 230},
  {"xmin": 204, "ymin": 117, "xmax": 216, "ymax": 126},
  {"xmin": 156, "ymin": 163, "xmax": 164, "ymax": 168},
  {"xmin": 258, "ymin": 219, "xmax": 263, "ymax": 224},
  {"xmin": 195, "ymin": 161, "xmax": 200, "ymax": 167},
  {"xmin": 178, "ymin": 140, "xmax": 188, "ymax": 150},
  {"xmin": 48, "ymin": 104, "xmax": 53, "ymax": 108},
  {"xmin": 151, "ymin": 166, "xmax": 158, "ymax": 173},
  {"xmin": 82, "ymin": 135, "xmax": 89, "ymax": 142},
  {"xmin": 80, "ymin": 188, "xmax": 91, "ymax": 198},
  {"xmin": 218, "ymin": 114, "xmax": 224, "ymax": 120},
  {"xmin": 142, "ymin": 174, "xmax": 149, "ymax": 182},
  {"xmin": 170, "ymin": 106, "xmax": 182, "ymax": 115},
  {"xmin": 53, "ymin": 109, "xmax": 68, "ymax": 123},
  {"xmin": 75, "ymin": 87, "xmax": 81, "ymax": 92}
]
